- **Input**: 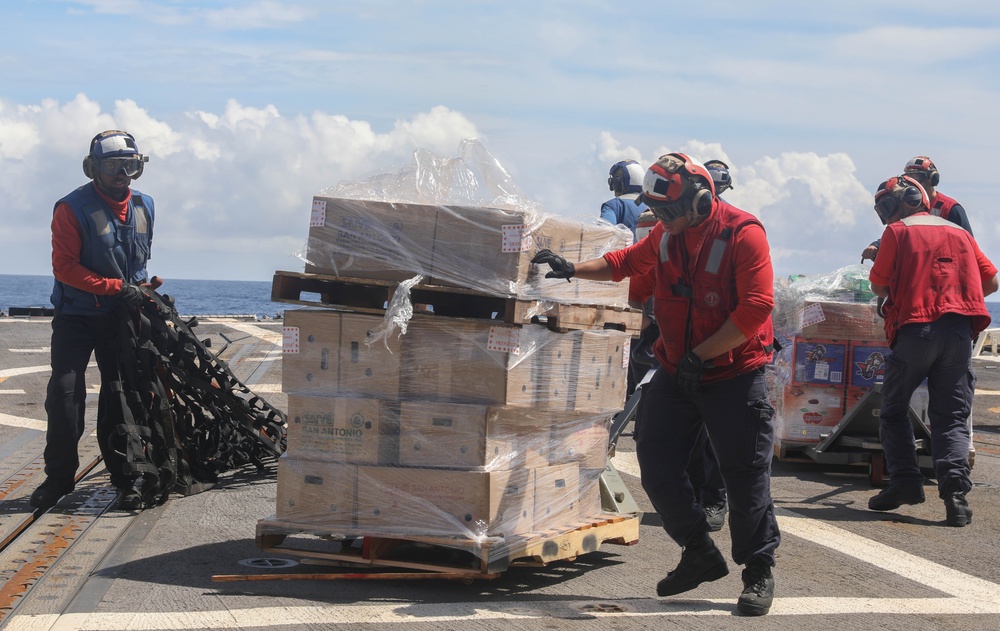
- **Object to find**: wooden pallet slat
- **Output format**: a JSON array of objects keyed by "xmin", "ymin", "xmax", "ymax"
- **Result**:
[
  {"xmin": 251, "ymin": 512, "xmax": 639, "ymax": 580},
  {"xmin": 272, "ymin": 270, "xmax": 642, "ymax": 334}
]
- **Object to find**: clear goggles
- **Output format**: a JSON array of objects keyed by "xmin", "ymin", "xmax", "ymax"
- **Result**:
[{"xmin": 97, "ymin": 156, "xmax": 145, "ymax": 177}]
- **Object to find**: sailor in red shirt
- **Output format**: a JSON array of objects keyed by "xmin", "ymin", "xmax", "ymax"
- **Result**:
[
  {"xmin": 867, "ymin": 175, "xmax": 997, "ymax": 526},
  {"xmin": 30, "ymin": 130, "xmax": 155, "ymax": 512},
  {"xmin": 861, "ymin": 155, "xmax": 973, "ymax": 262},
  {"xmin": 532, "ymin": 153, "xmax": 778, "ymax": 616}
]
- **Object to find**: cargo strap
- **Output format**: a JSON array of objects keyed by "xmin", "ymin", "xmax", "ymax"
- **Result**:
[{"xmin": 101, "ymin": 288, "xmax": 286, "ymax": 507}]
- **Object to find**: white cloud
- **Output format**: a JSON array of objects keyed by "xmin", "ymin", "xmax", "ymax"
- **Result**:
[{"xmin": 0, "ymin": 95, "xmax": 483, "ymax": 281}]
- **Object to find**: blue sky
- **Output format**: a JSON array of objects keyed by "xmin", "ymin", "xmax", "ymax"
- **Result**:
[{"xmin": 2, "ymin": 1, "xmax": 1000, "ymax": 282}]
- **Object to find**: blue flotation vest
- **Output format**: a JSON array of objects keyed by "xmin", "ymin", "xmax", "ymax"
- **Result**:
[{"xmin": 50, "ymin": 184, "xmax": 154, "ymax": 315}]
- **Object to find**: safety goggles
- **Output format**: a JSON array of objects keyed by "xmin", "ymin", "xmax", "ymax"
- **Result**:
[
  {"xmin": 874, "ymin": 195, "xmax": 899, "ymax": 224},
  {"xmin": 648, "ymin": 200, "xmax": 689, "ymax": 223},
  {"xmin": 903, "ymin": 170, "xmax": 928, "ymax": 183},
  {"xmin": 97, "ymin": 157, "xmax": 144, "ymax": 177}
]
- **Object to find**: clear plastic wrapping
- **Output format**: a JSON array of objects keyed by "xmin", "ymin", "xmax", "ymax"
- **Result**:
[
  {"xmin": 298, "ymin": 140, "xmax": 632, "ymax": 307},
  {"xmin": 271, "ymin": 142, "xmax": 635, "ymax": 544},
  {"xmin": 770, "ymin": 264, "xmax": 899, "ymax": 447},
  {"xmin": 275, "ymin": 309, "xmax": 628, "ymax": 539}
]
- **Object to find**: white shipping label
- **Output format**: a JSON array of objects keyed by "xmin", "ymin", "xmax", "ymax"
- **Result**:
[
  {"xmin": 798, "ymin": 303, "xmax": 826, "ymax": 330},
  {"xmin": 310, "ymin": 200, "xmax": 327, "ymax": 227},
  {"xmin": 622, "ymin": 337, "xmax": 631, "ymax": 370},
  {"xmin": 487, "ymin": 325, "xmax": 522, "ymax": 355},
  {"xmin": 501, "ymin": 224, "xmax": 533, "ymax": 253},
  {"xmin": 282, "ymin": 327, "xmax": 300, "ymax": 353}
]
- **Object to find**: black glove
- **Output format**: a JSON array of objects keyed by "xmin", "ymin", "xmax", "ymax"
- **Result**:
[
  {"xmin": 675, "ymin": 351, "xmax": 706, "ymax": 397},
  {"xmin": 116, "ymin": 282, "xmax": 145, "ymax": 308},
  {"xmin": 530, "ymin": 248, "xmax": 575, "ymax": 282}
]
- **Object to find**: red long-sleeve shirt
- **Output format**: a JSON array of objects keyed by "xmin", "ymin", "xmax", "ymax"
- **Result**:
[
  {"xmin": 605, "ymin": 216, "xmax": 774, "ymax": 340},
  {"xmin": 51, "ymin": 183, "xmax": 133, "ymax": 296}
]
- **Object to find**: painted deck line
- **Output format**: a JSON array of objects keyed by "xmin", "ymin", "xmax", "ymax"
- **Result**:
[
  {"xmin": 5, "ymin": 452, "xmax": 997, "ymax": 630},
  {"xmin": 0, "ymin": 413, "xmax": 48, "ymax": 431}
]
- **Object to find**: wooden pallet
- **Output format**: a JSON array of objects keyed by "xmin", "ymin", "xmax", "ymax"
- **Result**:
[
  {"xmin": 237, "ymin": 512, "xmax": 640, "ymax": 581},
  {"xmin": 271, "ymin": 270, "xmax": 642, "ymax": 334}
]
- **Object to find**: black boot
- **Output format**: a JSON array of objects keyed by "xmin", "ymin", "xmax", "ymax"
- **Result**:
[
  {"xmin": 656, "ymin": 532, "xmax": 729, "ymax": 597},
  {"xmin": 944, "ymin": 492, "xmax": 972, "ymax": 527},
  {"xmin": 868, "ymin": 482, "xmax": 925, "ymax": 511},
  {"xmin": 737, "ymin": 559, "xmax": 775, "ymax": 616},
  {"xmin": 115, "ymin": 486, "xmax": 143, "ymax": 511},
  {"xmin": 29, "ymin": 478, "xmax": 75, "ymax": 510}
]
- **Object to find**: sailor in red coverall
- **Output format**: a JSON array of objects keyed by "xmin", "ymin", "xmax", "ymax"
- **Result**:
[
  {"xmin": 29, "ymin": 130, "xmax": 154, "ymax": 512},
  {"xmin": 861, "ymin": 155, "xmax": 973, "ymax": 262},
  {"xmin": 532, "ymin": 153, "xmax": 779, "ymax": 616},
  {"xmin": 866, "ymin": 175, "xmax": 997, "ymax": 527}
]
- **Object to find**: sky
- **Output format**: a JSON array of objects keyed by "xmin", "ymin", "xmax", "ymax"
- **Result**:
[{"xmin": 2, "ymin": 1, "xmax": 1000, "ymax": 284}]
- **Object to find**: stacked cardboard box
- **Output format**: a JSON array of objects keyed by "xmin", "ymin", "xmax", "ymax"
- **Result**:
[
  {"xmin": 274, "ymin": 200, "xmax": 632, "ymax": 540},
  {"xmin": 771, "ymin": 267, "xmax": 934, "ymax": 449},
  {"xmin": 771, "ymin": 267, "xmax": 892, "ymax": 447},
  {"xmin": 303, "ymin": 197, "xmax": 631, "ymax": 307}
]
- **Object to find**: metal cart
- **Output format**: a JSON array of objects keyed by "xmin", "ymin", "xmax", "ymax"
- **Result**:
[{"xmin": 797, "ymin": 383, "xmax": 933, "ymax": 486}]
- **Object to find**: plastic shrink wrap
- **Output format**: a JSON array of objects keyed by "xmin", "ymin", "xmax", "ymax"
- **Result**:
[
  {"xmin": 769, "ymin": 264, "xmax": 928, "ymax": 450},
  {"xmin": 270, "ymin": 141, "xmax": 633, "ymax": 550}
]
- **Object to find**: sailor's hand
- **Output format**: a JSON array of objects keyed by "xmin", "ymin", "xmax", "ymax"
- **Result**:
[
  {"xmin": 675, "ymin": 351, "xmax": 706, "ymax": 397},
  {"xmin": 531, "ymin": 248, "xmax": 575, "ymax": 282},
  {"xmin": 116, "ymin": 282, "xmax": 145, "ymax": 308},
  {"xmin": 861, "ymin": 245, "xmax": 878, "ymax": 263}
]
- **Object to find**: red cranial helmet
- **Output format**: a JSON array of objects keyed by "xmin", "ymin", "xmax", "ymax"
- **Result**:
[
  {"xmin": 639, "ymin": 153, "xmax": 715, "ymax": 222},
  {"xmin": 874, "ymin": 174, "xmax": 929, "ymax": 224},
  {"xmin": 903, "ymin": 155, "xmax": 940, "ymax": 187}
]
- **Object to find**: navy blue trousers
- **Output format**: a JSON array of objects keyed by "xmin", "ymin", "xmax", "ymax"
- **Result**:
[
  {"xmin": 43, "ymin": 314, "xmax": 125, "ymax": 487},
  {"xmin": 635, "ymin": 366, "xmax": 780, "ymax": 566},
  {"xmin": 880, "ymin": 313, "xmax": 974, "ymax": 498}
]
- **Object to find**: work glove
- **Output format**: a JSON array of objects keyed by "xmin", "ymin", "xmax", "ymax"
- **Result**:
[
  {"xmin": 675, "ymin": 351, "xmax": 706, "ymax": 397},
  {"xmin": 116, "ymin": 282, "xmax": 145, "ymax": 308},
  {"xmin": 531, "ymin": 248, "xmax": 575, "ymax": 282}
]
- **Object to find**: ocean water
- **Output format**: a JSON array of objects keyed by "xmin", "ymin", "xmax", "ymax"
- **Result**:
[{"xmin": 0, "ymin": 274, "xmax": 286, "ymax": 318}]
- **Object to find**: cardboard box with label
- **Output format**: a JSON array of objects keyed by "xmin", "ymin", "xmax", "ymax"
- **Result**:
[
  {"xmin": 304, "ymin": 197, "xmax": 438, "ymax": 283},
  {"xmin": 792, "ymin": 338, "xmax": 848, "ymax": 386},
  {"xmin": 282, "ymin": 310, "xmax": 401, "ymax": 397},
  {"xmin": 400, "ymin": 318, "xmax": 629, "ymax": 413},
  {"xmin": 397, "ymin": 401, "xmax": 556, "ymax": 470},
  {"xmin": 848, "ymin": 342, "xmax": 891, "ymax": 388},
  {"xmin": 286, "ymin": 394, "xmax": 399, "ymax": 465},
  {"xmin": 797, "ymin": 300, "xmax": 885, "ymax": 341},
  {"xmin": 779, "ymin": 384, "xmax": 846, "ymax": 443},
  {"xmin": 549, "ymin": 415, "xmax": 611, "ymax": 470},
  {"xmin": 304, "ymin": 197, "xmax": 630, "ymax": 307},
  {"xmin": 532, "ymin": 463, "xmax": 581, "ymax": 532},
  {"xmin": 275, "ymin": 457, "xmax": 357, "ymax": 528},
  {"xmin": 356, "ymin": 465, "xmax": 534, "ymax": 537}
]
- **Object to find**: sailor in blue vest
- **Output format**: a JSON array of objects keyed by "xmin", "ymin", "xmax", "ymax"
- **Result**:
[
  {"xmin": 30, "ymin": 130, "xmax": 155, "ymax": 511},
  {"xmin": 601, "ymin": 160, "xmax": 649, "ymax": 242}
]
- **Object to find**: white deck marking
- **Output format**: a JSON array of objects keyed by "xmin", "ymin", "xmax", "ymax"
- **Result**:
[
  {"xmin": 10, "ymin": 347, "xmax": 50, "ymax": 353},
  {"xmin": 0, "ymin": 362, "xmax": 95, "ymax": 379},
  {"xmin": 0, "ymin": 389, "xmax": 27, "ymax": 395},
  {"xmin": 0, "ymin": 413, "xmax": 47, "ymax": 431},
  {"xmin": 8, "ymin": 452, "xmax": 997, "ymax": 630},
  {"xmin": 224, "ymin": 322, "xmax": 282, "ymax": 345}
]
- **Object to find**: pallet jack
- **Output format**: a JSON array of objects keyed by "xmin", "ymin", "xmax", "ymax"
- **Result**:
[{"xmin": 795, "ymin": 383, "xmax": 934, "ymax": 486}]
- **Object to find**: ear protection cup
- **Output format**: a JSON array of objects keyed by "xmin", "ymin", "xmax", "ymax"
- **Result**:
[
  {"xmin": 901, "ymin": 185, "xmax": 924, "ymax": 210},
  {"xmin": 692, "ymin": 187, "xmax": 713, "ymax": 216},
  {"xmin": 927, "ymin": 168, "xmax": 940, "ymax": 187},
  {"xmin": 609, "ymin": 172, "xmax": 624, "ymax": 194},
  {"xmin": 82, "ymin": 156, "xmax": 95, "ymax": 178}
]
